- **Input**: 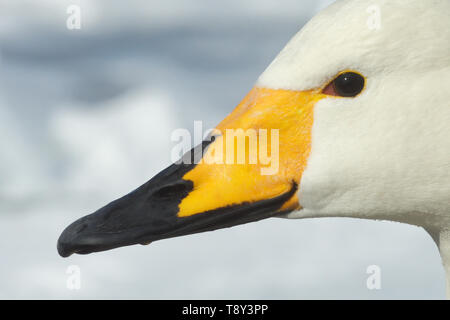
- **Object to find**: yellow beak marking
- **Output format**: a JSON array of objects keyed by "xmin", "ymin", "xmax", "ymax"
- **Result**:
[{"xmin": 178, "ymin": 86, "xmax": 328, "ymax": 217}]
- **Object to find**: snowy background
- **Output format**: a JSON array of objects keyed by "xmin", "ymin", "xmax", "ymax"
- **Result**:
[{"xmin": 0, "ymin": 0, "xmax": 444, "ymax": 299}]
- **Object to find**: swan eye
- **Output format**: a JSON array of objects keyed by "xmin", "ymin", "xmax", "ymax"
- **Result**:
[{"xmin": 322, "ymin": 72, "xmax": 365, "ymax": 97}]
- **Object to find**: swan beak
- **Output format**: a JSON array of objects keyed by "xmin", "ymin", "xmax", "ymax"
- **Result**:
[{"xmin": 57, "ymin": 87, "xmax": 325, "ymax": 257}]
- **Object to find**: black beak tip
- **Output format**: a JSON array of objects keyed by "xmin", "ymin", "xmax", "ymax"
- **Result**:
[
  {"xmin": 57, "ymin": 223, "xmax": 80, "ymax": 258},
  {"xmin": 57, "ymin": 216, "xmax": 94, "ymax": 258},
  {"xmin": 57, "ymin": 214, "xmax": 137, "ymax": 258},
  {"xmin": 57, "ymin": 239, "xmax": 73, "ymax": 258}
]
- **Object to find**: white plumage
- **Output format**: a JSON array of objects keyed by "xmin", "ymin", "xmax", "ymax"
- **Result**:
[{"xmin": 260, "ymin": 0, "xmax": 450, "ymax": 295}]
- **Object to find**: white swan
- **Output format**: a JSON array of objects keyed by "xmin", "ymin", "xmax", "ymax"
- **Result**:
[{"xmin": 58, "ymin": 0, "xmax": 450, "ymax": 297}]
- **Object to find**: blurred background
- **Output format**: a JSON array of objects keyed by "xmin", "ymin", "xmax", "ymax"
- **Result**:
[{"xmin": 0, "ymin": 0, "xmax": 444, "ymax": 299}]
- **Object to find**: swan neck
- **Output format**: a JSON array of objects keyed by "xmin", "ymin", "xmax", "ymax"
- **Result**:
[{"xmin": 431, "ymin": 229, "xmax": 450, "ymax": 299}]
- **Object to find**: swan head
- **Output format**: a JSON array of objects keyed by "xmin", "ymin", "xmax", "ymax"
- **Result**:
[{"xmin": 57, "ymin": 0, "xmax": 450, "ymax": 257}]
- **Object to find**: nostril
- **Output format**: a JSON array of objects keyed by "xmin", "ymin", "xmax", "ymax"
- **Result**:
[{"xmin": 152, "ymin": 182, "xmax": 192, "ymax": 199}]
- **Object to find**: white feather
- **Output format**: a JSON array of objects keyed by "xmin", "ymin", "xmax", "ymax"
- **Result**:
[{"xmin": 257, "ymin": 0, "xmax": 450, "ymax": 295}]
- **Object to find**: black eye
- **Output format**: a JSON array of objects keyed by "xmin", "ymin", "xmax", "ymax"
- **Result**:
[
  {"xmin": 323, "ymin": 72, "xmax": 365, "ymax": 97},
  {"xmin": 333, "ymin": 72, "xmax": 365, "ymax": 97}
]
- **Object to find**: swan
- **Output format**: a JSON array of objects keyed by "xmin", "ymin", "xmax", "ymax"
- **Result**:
[{"xmin": 57, "ymin": 0, "xmax": 450, "ymax": 297}]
